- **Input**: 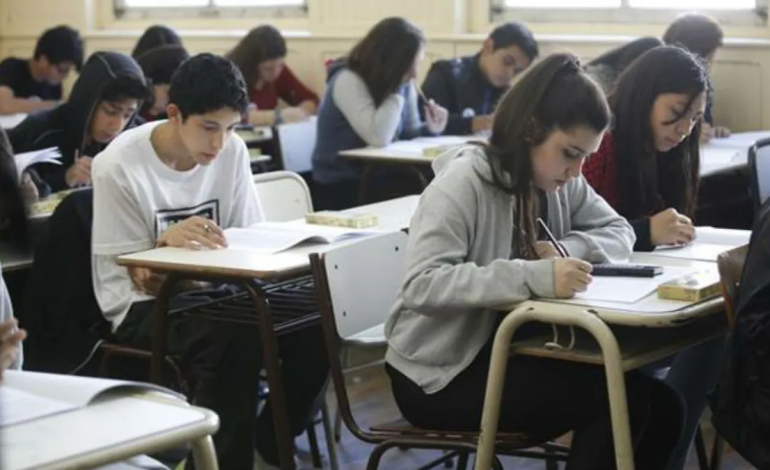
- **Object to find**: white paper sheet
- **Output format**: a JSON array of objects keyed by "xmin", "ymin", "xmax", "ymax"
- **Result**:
[
  {"xmin": 0, "ymin": 113, "xmax": 27, "ymax": 129},
  {"xmin": 653, "ymin": 227, "xmax": 750, "ymax": 262},
  {"xmin": 14, "ymin": 147, "xmax": 61, "ymax": 180},
  {"xmin": 0, "ymin": 387, "xmax": 72, "ymax": 427},
  {"xmin": 574, "ymin": 266, "xmax": 695, "ymax": 304},
  {"xmin": 705, "ymin": 131, "xmax": 770, "ymax": 150}
]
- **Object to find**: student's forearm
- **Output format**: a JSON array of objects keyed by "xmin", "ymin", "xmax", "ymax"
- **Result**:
[
  {"xmin": 298, "ymin": 100, "xmax": 317, "ymax": 115},
  {"xmin": 0, "ymin": 98, "xmax": 56, "ymax": 115}
]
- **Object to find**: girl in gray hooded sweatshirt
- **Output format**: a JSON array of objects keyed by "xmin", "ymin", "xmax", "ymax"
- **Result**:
[{"xmin": 385, "ymin": 53, "xmax": 684, "ymax": 470}]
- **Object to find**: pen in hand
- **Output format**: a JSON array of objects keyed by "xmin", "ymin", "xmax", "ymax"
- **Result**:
[{"xmin": 537, "ymin": 218, "xmax": 568, "ymax": 258}]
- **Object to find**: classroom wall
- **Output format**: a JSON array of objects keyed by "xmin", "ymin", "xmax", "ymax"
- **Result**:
[{"xmin": 1, "ymin": 0, "xmax": 769, "ymax": 132}]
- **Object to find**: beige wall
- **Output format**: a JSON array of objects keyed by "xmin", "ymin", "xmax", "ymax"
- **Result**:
[{"xmin": 1, "ymin": 0, "xmax": 770, "ymax": 131}]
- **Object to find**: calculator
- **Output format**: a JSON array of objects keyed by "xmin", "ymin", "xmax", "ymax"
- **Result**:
[{"xmin": 591, "ymin": 264, "xmax": 663, "ymax": 278}]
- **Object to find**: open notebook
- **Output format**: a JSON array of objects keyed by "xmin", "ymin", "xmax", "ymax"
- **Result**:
[
  {"xmin": 0, "ymin": 370, "xmax": 177, "ymax": 427},
  {"xmin": 653, "ymin": 227, "xmax": 751, "ymax": 262},
  {"xmin": 14, "ymin": 147, "xmax": 61, "ymax": 180},
  {"xmin": 224, "ymin": 221, "xmax": 379, "ymax": 254}
]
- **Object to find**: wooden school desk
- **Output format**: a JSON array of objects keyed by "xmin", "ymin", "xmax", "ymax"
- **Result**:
[
  {"xmin": 701, "ymin": 130, "xmax": 770, "ymax": 177},
  {"xmin": 339, "ymin": 136, "xmax": 477, "ymax": 203},
  {"xmin": 116, "ymin": 196, "xmax": 419, "ymax": 470},
  {"xmin": 2, "ymin": 391, "xmax": 220, "ymax": 470},
  {"xmin": 473, "ymin": 253, "xmax": 729, "ymax": 470}
]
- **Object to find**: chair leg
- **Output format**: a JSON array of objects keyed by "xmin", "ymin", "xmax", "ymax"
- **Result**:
[
  {"xmin": 306, "ymin": 419, "xmax": 323, "ymax": 469},
  {"xmin": 442, "ymin": 450, "xmax": 453, "ymax": 468},
  {"xmin": 695, "ymin": 425, "xmax": 710, "ymax": 470},
  {"xmin": 333, "ymin": 346, "xmax": 350, "ymax": 443},
  {"xmin": 454, "ymin": 452, "xmax": 469, "ymax": 470},
  {"xmin": 366, "ymin": 441, "xmax": 395, "ymax": 470},
  {"xmin": 98, "ymin": 351, "xmax": 111, "ymax": 378},
  {"xmin": 333, "ymin": 404, "xmax": 343, "ymax": 443},
  {"xmin": 320, "ymin": 400, "xmax": 340, "ymax": 470},
  {"xmin": 710, "ymin": 436, "xmax": 724, "ymax": 470}
]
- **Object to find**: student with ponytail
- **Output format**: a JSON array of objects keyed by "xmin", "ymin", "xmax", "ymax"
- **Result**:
[
  {"xmin": 385, "ymin": 53, "xmax": 683, "ymax": 469},
  {"xmin": 584, "ymin": 45, "xmax": 723, "ymax": 470}
]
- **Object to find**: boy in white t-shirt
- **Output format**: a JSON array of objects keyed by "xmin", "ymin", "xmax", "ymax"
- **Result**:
[{"xmin": 91, "ymin": 54, "xmax": 329, "ymax": 470}]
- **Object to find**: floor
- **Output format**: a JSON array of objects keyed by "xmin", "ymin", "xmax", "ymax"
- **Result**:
[{"xmin": 295, "ymin": 349, "xmax": 757, "ymax": 470}]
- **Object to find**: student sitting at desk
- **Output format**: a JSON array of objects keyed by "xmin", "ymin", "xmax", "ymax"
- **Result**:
[
  {"xmin": 584, "ymin": 37, "xmax": 663, "ymax": 95},
  {"xmin": 91, "ymin": 53, "xmax": 329, "ymax": 470},
  {"xmin": 385, "ymin": 53, "xmax": 682, "ymax": 470},
  {"xmin": 583, "ymin": 46, "xmax": 706, "ymax": 252},
  {"xmin": 227, "ymin": 25, "xmax": 319, "ymax": 126},
  {"xmin": 131, "ymin": 25, "xmax": 183, "ymax": 59},
  {"xmin": 9, "ymin": 51, "xmax": 147, "ymax": 195},
  {"xmin": 0, "ymin": 25, "xmax": 83, "ymax": 116},
  {"xmin": 583, "ymin": 46, "xmax": 724, "ymax": 470},
  {"xmin": 663, "ymin": 12, "xmax": 729, "ymax": 143},
  {"xmin": 421, "ymin": 21, "xmax": 538, "ymax": 135},
  {"xmin": 312, "ymin": 17, "xmax": 448, "ymax": 210},
  {"xmin": 136, "ymin": 45, "xmax": 190, "ymax": 122}
]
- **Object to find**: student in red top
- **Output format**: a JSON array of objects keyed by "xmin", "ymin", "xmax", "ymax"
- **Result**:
[
  {"xmin": 226, "ymin": 25, "xmax": 319, "ymax": 126},
  {"xmin": 584, "ymin": 46, "xmax": 720, "ymax": 470},
  {"xmin": 584, "ymin": 46, "xmax": 710, "ymax": 253}
]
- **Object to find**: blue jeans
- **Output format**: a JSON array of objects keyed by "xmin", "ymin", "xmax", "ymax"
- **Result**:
[{"xmin": 642, "ymin": 335, "xmax": 728, "ymax": 470}]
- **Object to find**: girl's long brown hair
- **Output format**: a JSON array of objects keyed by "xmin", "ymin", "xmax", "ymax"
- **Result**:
[
  {"xmin": 226, "ymin": 25, "xmax": 287, "ymax": 90},
  {"xmin": 347, "ymin": 17, "xmax": 425, "ymax": 108},
  {"xmin": 609, "ymin": 46, "xmax": 711, "ymax": 220},
  {"xmin": 483, "ymin": 53, "xmax": 611, "ymax": 258}
]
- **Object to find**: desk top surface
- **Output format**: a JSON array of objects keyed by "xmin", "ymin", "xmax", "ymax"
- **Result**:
[
  {"xmin": 118, "ymin": 196, "xmax": 419, "ymax": 278},
  {"xmin": 2, "ymin": 392, "xmax": 217, "ymax": 470}
]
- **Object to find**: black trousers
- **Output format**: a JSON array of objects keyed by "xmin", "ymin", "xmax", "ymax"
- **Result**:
[
  {"xmin": 387, "ymin": 341, "xmax": 684, "ymax": 470},
  {"xmin": 114, "ymin": 287, "xmax": 330, "ymax": 469}
]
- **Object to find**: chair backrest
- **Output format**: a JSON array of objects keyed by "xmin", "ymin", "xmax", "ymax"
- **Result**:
[
  {"xmin": 319, "ymin": 231, "xmax": 408, "ymax": 340},
  {"xmin": 252, "ymin": 171, "xmax": 313, "ymax": 222},
  {"xmin": 749, "ymin": 137, "xmax": 770, "ymax": 211},
  {"xmin": 275, "ymin": 118, "xmax": 317, "ymax": 174},
  {"xmin": 717, "ymin": 244, "xmax": 749, "ymax": 329},
  {"xmin": 309, "ymin": 231, "xmax": 408, "ymax": 440}
]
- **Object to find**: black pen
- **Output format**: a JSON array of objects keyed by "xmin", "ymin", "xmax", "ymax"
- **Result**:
[{"xmin": 537, "ymin": 218, "xmax": 568, "ymax": 258}]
